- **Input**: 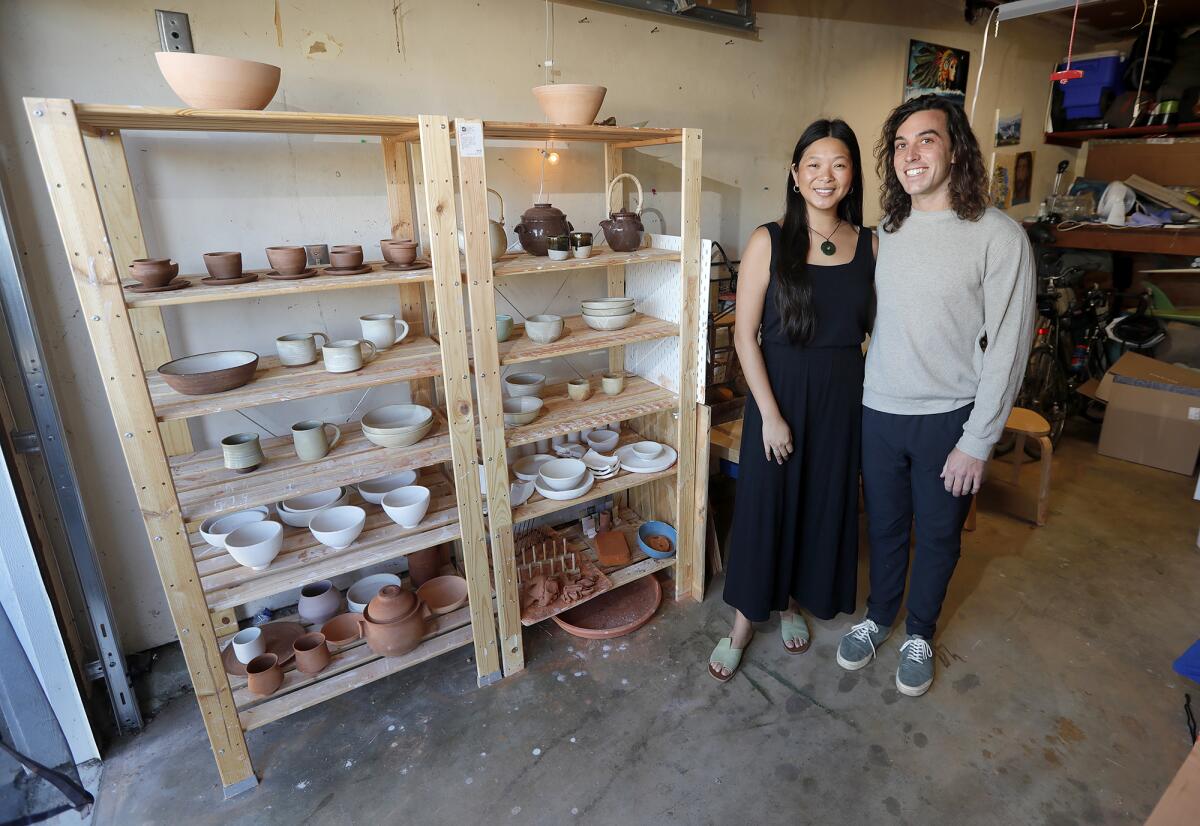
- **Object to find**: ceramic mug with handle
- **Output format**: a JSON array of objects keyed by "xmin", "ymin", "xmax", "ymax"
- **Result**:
[
  {"xmin": 276, "ymin": 332, "xmax": 329, "ymax": 367},
  {"xmin": 291, "ymin": 419, "xmax": 342, "ymax": 461},
  {"xmin": 322, "ymin": 339, "xmax": 378, "ymax": 373},
  {"xmin": 359, "ymin": 314, "xmax": 410, "ymax": 350}
]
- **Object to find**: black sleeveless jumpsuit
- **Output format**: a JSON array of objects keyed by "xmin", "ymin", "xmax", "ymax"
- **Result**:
[{"xmin": 722, "ymin": 222, "xmax": 874, "ymax": 622}]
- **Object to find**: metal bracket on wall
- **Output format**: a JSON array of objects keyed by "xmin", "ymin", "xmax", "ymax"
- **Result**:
[
  {"xmin": 9, "ymin": 430, "xmax": 40, "ymax": 455},
  {"xmin": 0, "ymin": 179, "xmax": 142, "ymax": 733},
  {"xmin": 593, "ymin": 0, "xmax": 754, "ymax": 31}
]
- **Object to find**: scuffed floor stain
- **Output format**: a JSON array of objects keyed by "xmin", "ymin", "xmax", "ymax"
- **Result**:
[{"xmin": 1055, "ymin": 717, "xmax": 1086, "ymax": 744}]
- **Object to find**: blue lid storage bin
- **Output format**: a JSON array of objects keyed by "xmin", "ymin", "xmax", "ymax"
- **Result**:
[{"xmin": 1057, "ymin": 52, "xmax": 1123, "ymax": 120}]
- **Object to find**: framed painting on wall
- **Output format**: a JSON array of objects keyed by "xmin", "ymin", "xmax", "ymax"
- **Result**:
[
  {"xmin": 903, "ymin": 39, "xmax": 970, "ymax": 106},
  {"xmin": 995, "ymin": 109, "xmax": 1022, "ymax": 146}
]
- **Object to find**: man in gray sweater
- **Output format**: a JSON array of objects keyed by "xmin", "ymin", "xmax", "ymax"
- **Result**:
[{"xmin": 836, "ymin": 95, "xmax": 1035, "ymax": 697}]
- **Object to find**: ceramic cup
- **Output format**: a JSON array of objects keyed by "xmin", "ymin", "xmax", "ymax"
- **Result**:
[
  {"xmin": 359, "ymin": 314, "xmax": 410, "ymax": 350},
  {"xmin": 601, "ymin": 372, "xmax": 626, "ymax": 396},
  {"xmin": 293, "ymin": 632, "xmax": 332, "ymax": 675},
  {"xmin": 570, "ymin": 231, "xmax": 593, "ymax": 259},
  {"xmin": 496, "ymin": 314, "xmax": 514, "ymax": 342},
  {"xmin": 265, "ymin": 245, "xmax": 308, "ymax": 275},
  {"xmin": 547, "ymin": 234, "xmax": 571, "ymax": 261},
  {"xmin": 231, "ymin": 627, "xmax": 265, "ymax": 664},
  {"xmin": 322, "ymin": 339, "xmax": 378, "ymax": 373},
  {"xmin": 202, "ymin": 251, "xmax": 242, "ymax": 279},
  {"xmin": 246, "ymin": 653, "xmax": 283, "ymax": 696},
  {"xmin": 275, "ymin": 332, "xmax": 330, "ymax": 367},
  {"xmin": 221, "ymin": 433, "xmax": 265, "ymax": 472},
  {"xmin": 329, "ymin": 244, "xmax": 364, "ymax": 269},
  {"xmin": 567, "ymin": 378, "xmax": 591, "ymax": 401},
  {"xmin": 291, "ymin": 419, "xmax": 342, "ymax": 462}
]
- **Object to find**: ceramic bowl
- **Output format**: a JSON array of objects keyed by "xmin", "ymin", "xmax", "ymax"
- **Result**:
[
  {"xmin": 632, "ymin": 441, "xmax": 663, "ymax": 460},
  {"xmin": 524, "ymin": 314, "xmax": 564, "ymax": 344},
  {"xmin": 362, "ymin": 404, "xmax": 433, "ymax": 432},
  {"xmin": 417, "ymin": 575, "xmax": 469, "ymax": 615},
  {"xmin": 381, "ymin": 485, "xmax": 431, "ymax": 529},
  {"xmin": 202, "ymin": 251, "xmax": 242, "ymax": 279},
  {"xmin": 381, "ymin": 239, "xmax": 418, "ymax": 265},
  {"xmin": 538, "ymin": 457, "xmax": 587, "ymax": 491},
  {"xmin": 581, "ymin": 297, "xmax": 635, "ymax": 311},
  {"xmin": 224, "ymin": 521, "xmax": 284, "ymax": 570},
  {"xmin": 129, "ymin": 259, "xmax": 179, "ymax": 288},
  {"xmin": 531, "ymin": 83, "xmax": 606, "ymax": 125},
  {"xmin": 346, "ymin": 574, "xmax": 403, "ymax": 614},
  {"xmin": 503, "ymin": 372, "xmax": 546, "ymax": 398},
  {"xmin": 361, "ymin": 418, "xmax": 434, "ymax": 448},
  {"xmin": 308, "ymin": 505, "xmax": 366, "ymax": 549},
  {"xmin": 581, "ymin": 304, "xmax": 637, "ymax": 317},
  {"xmin": 533, "ymin": 470, "xmax": 595, "ymax": 501},
  {"xmin": 158, "ymin": 351, "xmax": 259, "ymax": 395},
  {"xmin": 567, "ymin": 378, "xmax": 591, "ymax": 401},
  {"xmin": 277, "ymin": 487, "xmax": 349, "ymax": 528},
  {"xmin": 601, "ymin": 373, "xmax": 626, "ymax": 395},
  {"xmin": 265, "ymin": 245, "xmax": 308, "ymax": 275},
  {"xmin": 512, "ymin": 453, "xmax": 555, "ymax": 481},
  {"xmin": 503, "ymin": 396, "xmax": 543, "ymax": 426},
  {"xmin": 637, "ymin": 520, "xmax": 677, "ymax": 559},
  {"xmin": 585, "ymin": 429, "xmax": 620, "ymax": 454},
  {"xmin": 582, "ymin": 312, "xmax": 635, "ymax": 332},
  {"xmin": 320, "ymin": 612, "xmax": 364, "ymax": 645},
  {"xmin": 198, "ymin": 506, "xmax": 270, "ymax": 548},
  {"xmin": 154, "ymin": 51, "xmax": 281, "ymax": 110},
  {"xmin": 297, "ymin": 580, "xmax": 342, "ymax": 625},
  {"xmin": 357, "ymin": 470, "xmax": 418, "ymax": 505}
]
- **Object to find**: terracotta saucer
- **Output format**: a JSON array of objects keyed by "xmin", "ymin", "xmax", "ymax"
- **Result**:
[
  {"xmin": 266, "ymin": 268, "xmax": 318, "ymax": 280},
  {"xmin": 220, "ymin": 621, "xmax": 307, "ymax": 676},
  {"xmin": 200, "ymin": 273, "xmax": 259, "ymax": 286},
  {"xmin": 125, "ymin": 279, "xmax": 192, "ymax": 294},
  {"xmin": 551, "ymin": 573, "xmax": 661, "ymax": 640},
  {"xmin": 382, "ymin": 261, "xmax": 429, "ymax": 272},
  {"xmin": 323, "ymin": 265, "xmax": 374, "ymax": 276}
]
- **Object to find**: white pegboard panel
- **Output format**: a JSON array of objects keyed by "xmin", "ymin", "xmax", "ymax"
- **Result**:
[{"xmin": 624, "ymin": 233, "xmax": 711, "ymax": 403}]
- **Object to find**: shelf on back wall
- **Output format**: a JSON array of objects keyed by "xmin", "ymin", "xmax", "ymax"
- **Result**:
[
  {"xmin": 74, "ymin": 103, "xmax": 423, "ymax": 136},
  {"xmin": 170, "ymin": 417, "xmax": 452, "ymax": 523},
  {"xmin": 502, "ymin": 375, "xmax": 678, "ymax": 449},
  {"xmin": 1043, "ymin": 123, "xmax": 1200, "ymax": 147},
  {"xmin": 493, "ymin": 314, "xmax": 678, "ymax": 367},
  {"xmin": 146, "ymin": 335, "xmax": 442, "ymax": 422},
  {"xmin": 491, "ymin": 247, "xmax": 680, "ymax": 279}
]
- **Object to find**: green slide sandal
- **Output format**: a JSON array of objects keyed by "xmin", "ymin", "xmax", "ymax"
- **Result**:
[
  {"xmin": 781, "ymin": 612, "xmax": 810, "ymax": 654},
  {"xmin": 708, "ymin": 636, "xmax": 749, "ymax": 683}
]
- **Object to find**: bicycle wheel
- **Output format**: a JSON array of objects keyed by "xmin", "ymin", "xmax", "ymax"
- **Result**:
[
  {"xmin": 1017, "ymin": 347, "xmax": 1068, "ymax": 457},
  {"xmin": 1081, "ymin": 339, "xmax": 1108, "ymax": 423}
]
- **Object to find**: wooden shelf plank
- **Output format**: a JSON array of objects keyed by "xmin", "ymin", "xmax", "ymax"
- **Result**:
[
  {"xmin": 170, "ymin": 418, "xmax": 451, "ymax": 522},
  {"xmin": 235, "ymin": 611, "xmax": 475, "ymax": 730},
  {"xmin": 492, "ymin": 247, "xmax": 679, "ymax": 279},
  {"xmin": 121, "ymin": 262, "xmax": 432, "ymax": 309},
  {"xmin": 475, "ymin": 120, "xmax": 683, "ymax": 143},
  {"xmin": 75, "ymin": 103, "xmax": 421, "ymax": 136},
  {"xmin": 512, "ymin": 465, "xmax": 677, "ymax": 523},
  {"xmin": 496, "ymin": 314, "xmax": 677, "ymax": 367},
  {"xmin": 1044, "ymin": 123, "xmax": 1200, "ymax": 147},
  {"xmin": 1028, "ymin": 223, "xmax": 1200, "ymax": 257},
  {"xmin": 504, "ymin": 375, "xmax": 677, "ymax": 448},
  {"xmin": 147, "ymin": 336, "xmax": 442, "ymax": 422}
]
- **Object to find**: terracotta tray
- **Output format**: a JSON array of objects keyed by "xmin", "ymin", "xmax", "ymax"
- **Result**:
[
  {"xmin": 220, "ymin": 621, "xmax": 306, "ymax": 676},
  {"xmin": 551, "ymin": 574, "xmax": 661, "ymax": 639}
]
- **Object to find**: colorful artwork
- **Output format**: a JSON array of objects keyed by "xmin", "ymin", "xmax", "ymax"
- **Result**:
[
  {"xmin": 1012, "ymin": 150, "xmax": 1035, "ymax": 206},
  {"xmin": 991, "ymin": 152, "xmax": 1015, "ymax": 209},
  {"xmin": 995, "ymin": 109, "xmax": 1022, "ymax": 146},
  {"xmin": 904, "ymin": 39, "xmax": 970, "ymax": 106}
]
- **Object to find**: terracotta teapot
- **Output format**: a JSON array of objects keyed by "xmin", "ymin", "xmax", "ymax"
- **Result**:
[
  {"xmin": 358, "ymin": 584, "xmax": 429, "ymax": 656},
  {"xmin": 514, "ymin": 202, "xmax": 573, "ymax": 257},
  {"xmin": 600, "ymin": 173, "xmax": 645, "ymax": 253},
  {"xmin": 458, "ymin": 188, "xmax": 509, "ymax": 262}
]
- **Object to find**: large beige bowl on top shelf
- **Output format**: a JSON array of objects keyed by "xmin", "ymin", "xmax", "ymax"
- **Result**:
[
  {"xmin": 155, "ymin": 51, "xmax": 281, "ymax": 110},
  {"xmin": 532, "ymin": 84, "xmax": 606, "ymax": 125}
]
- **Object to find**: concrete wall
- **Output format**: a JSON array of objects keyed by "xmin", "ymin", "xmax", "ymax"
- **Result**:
[{"xmin": 0, "ymin": 0, "xmax": 1090, "ymax": 652}]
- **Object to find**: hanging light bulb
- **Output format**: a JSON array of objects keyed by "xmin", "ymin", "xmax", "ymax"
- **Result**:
[{"xmin": 546, "ymin": 150, "xmax": 560, "ymax": 165}]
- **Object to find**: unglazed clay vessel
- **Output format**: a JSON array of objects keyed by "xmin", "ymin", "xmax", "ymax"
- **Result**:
[
  {"xmin": 158, "ymin": 350, "xmax": 258, "ymax": 395},
  {"xmin": 417, "ymin": 575, "xmax": 468, "ymax": 615},
  {"xmin": 297, "ymin": 580, "xmax": 342, "ymax": 625},
  {"xmin": 531, "ymin": 83, "xmax": 606, "ymax": 125},
  {"xmin": 359, "ymin": 585, "xmax": 429, "ymax": 657},
  {"xmin": 329, "ymin": 244, "xmax": 364, "ymax": 268},
  {"xmin": 600, "ymin": 174, "xmax": 645, "ymax": 252},
  {"xmin": 381, "ymin": 239, "xmax": 418, "ymax": 265},
  {"xmin": 129, "ymin": 258, "xmax": 179, "ymax": 288},
  {"xmin": 155, "ymin": 52, "xmax": 281, "ymax": 110},
  {"xmin": 266, "ymin": 245, "xmax": 308, "ymax": 275},
  {"xmin": 406, "ymin": 546, "xmax": 442, "ymax": 588},
  {"xmin": 292, "ymin": 632, "xmax": 331, "ymax": 675},
  {"xmin": 202, "ymin": 251, "xmax": 242, "ymax": 279},
  {"xmin": 514, "ymin": 203, "xmax": 572, "ymax": 257},
  {"xmin": 245, "ymin": 653, "xmax": 283, "ymax": 696},
  {"xmin": 366, "ymin": 584, "xmax": 418, "ymax": 623}
]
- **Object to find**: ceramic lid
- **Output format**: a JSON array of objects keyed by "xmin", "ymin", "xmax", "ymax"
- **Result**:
[
  {"xmin": 366, "ymin": 584, "xmax": 418, "ymax": 623},
  {"xmin": 521, "ymin": 202, "xmax": 566, "ymax": 221}
]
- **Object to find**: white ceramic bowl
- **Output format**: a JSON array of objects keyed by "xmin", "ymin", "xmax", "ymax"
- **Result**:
[
  {"xmin": 357, "ymin": 470, "xmax": 418, "ymax": 504},
  {"xmin": 533, "ymin": 470, "xmax": 596, "ymax": 501},
  {"xmin": 361, "ymin": 418, "xmax": 434, "ymax": 448},
  {"xmin": 277, "ymin": 487, "xmax": 349, "ymax": 527},
  {"xmin": 584, "ymin": 429, "xmax": 620, "ymax": 454},
  {"xmin": 346, "ymin": 573, "xmax": 403, "ymax": 614},
  {"xmin": 308, "ymin": 505, "xmax": 367, "ymax": 550},
  {"xmin": 199, "ymin": 507, "xmax": 269, "ymax": 548},
  {"xmin": 503, "ymin": 372, "xmax": 546, "ymax": 398},
  {"xmin": 224, "ymin": 521, "xmax": 284, "ymax": 570},
  {"xmin": 382, "ymin": 485, "xmax": 432, "ymax": 529},
  {"xmin": 361, "ymin": 404, "xmax": 433, "ymax": 432},
  {"xmin": 503, "ymin": 396, "xmax": 543, "ymax": 426},
  {"xmin": 524, "ymin": 314, "xmax": 564, "ymax": 344},
  {"xmin": 581, "ymin": 298, "xmax": 634, "ymax": 314},
  {"xmin": 582, "ymin": 313, "xmax": 635, "ymax": 332},
  {"xmin": 538, "ymin": 457, "xmax": 587, "ymax": 491},
  {"xmin": 512, "ymin": 453, "xmax": 556, "ymax": 481},
  {"xmin": 632, "ymin": 441, "xmax": 663, "ymax": 460}
]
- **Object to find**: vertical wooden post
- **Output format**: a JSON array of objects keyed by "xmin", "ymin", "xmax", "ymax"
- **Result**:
[
  {"xmin": 674, "ymin": 128, "xmax": 704, "ymax": 602},
  {"xmin": 416, "ymin": 115, "xmax": 502, "ymax": 685},
  {"xmin": 25, "ymin": 97, "xmax": 256, "ymax": 796},
  {"xmin": 454, "ymin": 119, "xmax": 525, "ymax": 676},
  {"xmin": 690, "ymin": 403, "xmax": 712, "ymax": 599},
  {"xmin": 603, "ymin": 144, "xmax": 626, "ymax": 375}
]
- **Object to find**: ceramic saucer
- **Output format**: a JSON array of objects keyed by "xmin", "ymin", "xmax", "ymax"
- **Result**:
[
  {"xmin": 615, "ymin": 444, "xmax": 678, "ymax": 474},
  {"xmin": 126, "ymin": 278, "xmax": 192, "ymax": 294},
  {"xmin": 512, "ymin": 453, "xmax": 556, "ymax": 482},
  {"xmin": 220, "ymin": 621, "xmax": 306, "ymax": 676},
  {"xmin": 533, "ymin": 469, "xmax": 596, "ymax": 501},
  {"xmin": 323, "ymin": 265, "xmax": 374, "ymax": 276},
  {"xmin": 266, "ymin": 268, "xmax": 318, "ymax": 280},
  {"xmin": 200, "ymin": 273, "xmax": 259, "ymax": 286},
  {"xmin": 382, "ymin": 261, "xmax": 429, "ymax": 272}
]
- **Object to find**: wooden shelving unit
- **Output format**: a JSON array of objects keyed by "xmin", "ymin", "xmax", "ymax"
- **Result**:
[
  {"xmin": 454, "ymin": 118, "xmax": 711, "ymax": 676},
  {"xmin": 1044, "ymin": 122, "xmax": 1200, "ymax": 147},
  {"xmin": 25, "ymin": 100, "xmax": 501, "ymax": 796}
]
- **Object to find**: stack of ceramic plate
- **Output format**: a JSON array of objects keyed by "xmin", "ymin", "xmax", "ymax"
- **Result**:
[
  {"xmin": 533, "ymin": 457, "xmax": 596, "ymax": 501},
  {"xmin": 360, "ymin": 404, "xmax": 433, "ymax": 448},
  {"xmin": 582, "ymin": 448, "xmax": 620, "ymax": 480},
  {"xmin": 614, "ymin": 441, "xmax": 677, "ymax": 474},
  {"xmin": 581, "ymin": 297, "xmax": 635, "ymax": 331}
]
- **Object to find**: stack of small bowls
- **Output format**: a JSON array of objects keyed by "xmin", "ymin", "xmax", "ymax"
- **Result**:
[
  {"xmin": 360, "ymin": 404, "xmax": 433, "ymax": 448},
  {"xmin": 502, "ymin": 371, "xmax": 545, "ymax": 427},
  {"xmin": 276, "ymin": 487, "xmax": 350, "ymax": 528},
  {"xmin": 581, "ymin": 297, "xmax": 635, "ymax": 331}
]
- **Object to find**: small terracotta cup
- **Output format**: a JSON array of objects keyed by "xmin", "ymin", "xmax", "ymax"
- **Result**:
[
  {"xmin": 330, "ymin": 245, "xmax": 364, "ymax": 269},
  {"xmin": 266, "ymin": 245, "xmax": 308, "ymax": 275},
  {"xmin": 246, "ymin": 653, "xmax": 283, "ymax": 696},
  {"xmin": 567, "ymin": 378, "xmax": 591, "ymax": 401},
  {"xmin": 380, "ymin": 239, "xmax": 418, "ymax": 266},
  {"xmin": 129, "ymin": 258, "xmax": 178, "ymax": 288},
  {"xmin": 293, "ymin": 632, "xmax": 331, "ymax": 675},
  {"xmin": 202, "ymin": 251, "xmax": 242, "ymax": 279}
]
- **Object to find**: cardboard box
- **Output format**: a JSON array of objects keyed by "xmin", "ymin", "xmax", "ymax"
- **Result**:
[{"xmin": 1096, "ymin": 352, "xmax": 1200, "ymax": 475}]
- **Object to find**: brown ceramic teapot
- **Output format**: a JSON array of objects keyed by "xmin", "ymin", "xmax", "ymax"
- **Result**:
[
  {"xmin": 359, "ymin": 585, "xmax": 429, "ymax": 656},
  {"xmin": 514, "ymin": 202, "xmax": 573, "ymax": 257},
  {"xmin": 600, "ymin": 173, "xmax": 645, "ymax": 253}
]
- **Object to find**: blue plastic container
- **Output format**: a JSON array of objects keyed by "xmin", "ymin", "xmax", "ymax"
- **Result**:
[
  {"xmin": 637, "ymin": 521, "xmax": 677, "ymax": 559},
  {"xmin": 1058, "ymin": 52, "xmax": 1123, "ymax": 120}
]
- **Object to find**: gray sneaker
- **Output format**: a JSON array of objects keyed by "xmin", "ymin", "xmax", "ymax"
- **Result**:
[
  {"xmin": 836, "ymin": 618, "xmax": 891, "ymax": 671},
  {"xmin": 896, "ymin": 635, "xmax": 935, "ymax": 697}
]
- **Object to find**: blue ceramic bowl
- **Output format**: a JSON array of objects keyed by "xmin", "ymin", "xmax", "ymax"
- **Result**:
[{"xmin": 637, "ymin": 521, "xmax": 677, "ymax": 559}]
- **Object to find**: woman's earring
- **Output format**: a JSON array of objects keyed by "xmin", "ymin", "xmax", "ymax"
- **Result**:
[{"xmin": 792, "ymin": 183, "xmax": 801, "ymax": 193}]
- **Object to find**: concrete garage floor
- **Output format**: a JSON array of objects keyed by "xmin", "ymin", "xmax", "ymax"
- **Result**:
[{"xmin": 91, "ymin": 425, "xmax": 1200, "ymax": 825}]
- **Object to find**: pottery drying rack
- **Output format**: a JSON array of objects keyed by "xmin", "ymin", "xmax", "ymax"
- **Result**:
[{"xmin": 24, "ymin": 100, "xmax": 709, "ymax": 797}]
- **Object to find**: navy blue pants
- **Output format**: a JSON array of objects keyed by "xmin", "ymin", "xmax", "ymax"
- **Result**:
[{"xmin": 862, "ymin": 404, "xmax": 975, "ymax": 639}]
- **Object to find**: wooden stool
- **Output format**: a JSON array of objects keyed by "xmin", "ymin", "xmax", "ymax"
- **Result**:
[{"xmin": 967, "ymin": 407, "xmax": 1053, "ymax": 529}]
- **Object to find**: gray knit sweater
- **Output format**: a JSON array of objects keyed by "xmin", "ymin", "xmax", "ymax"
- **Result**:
[{"xmin": 863, "ymin": 207, "xmax": 1036, "ymax": 460}]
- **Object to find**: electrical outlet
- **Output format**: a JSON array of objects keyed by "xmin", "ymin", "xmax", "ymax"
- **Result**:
[{"xmin": 155, "ymin": 10, "xmax": 193, "ymax": 53}]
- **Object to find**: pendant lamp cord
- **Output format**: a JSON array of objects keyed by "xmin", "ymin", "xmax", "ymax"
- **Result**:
[
  {"xmin": 968, "ymin": 6, "xmax": 1000, "ymax": 124},
  {"xmin": 1130, "ymin": 0, "xmax": 1159, "ymax": 126}
]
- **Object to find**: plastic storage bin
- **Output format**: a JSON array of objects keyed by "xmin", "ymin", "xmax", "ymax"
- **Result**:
[{"xmin": 1058, "ymin": 51, "xmax": 1123, "ymax": 120}]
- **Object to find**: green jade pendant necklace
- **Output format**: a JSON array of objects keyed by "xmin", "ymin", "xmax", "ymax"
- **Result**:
[{"xmin": 809, "ymin": 219, "xmax": 842, "ymax": 256}]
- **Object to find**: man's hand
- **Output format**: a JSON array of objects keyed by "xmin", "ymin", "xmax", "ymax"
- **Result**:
[{"xmin": 941, "ymin": 447, "xmax": 985, "ymax": 496}]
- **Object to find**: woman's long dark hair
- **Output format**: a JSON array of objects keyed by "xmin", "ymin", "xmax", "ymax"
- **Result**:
[{"xmin": 775, "ymin": 119, "xmax": 864, "ymax": 344}]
